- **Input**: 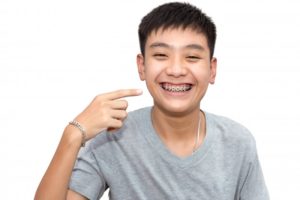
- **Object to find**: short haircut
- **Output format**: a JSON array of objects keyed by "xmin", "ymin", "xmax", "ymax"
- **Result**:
[{"xmin": 138, "ymin": 2, "xmax": 217, "ymax": 59}]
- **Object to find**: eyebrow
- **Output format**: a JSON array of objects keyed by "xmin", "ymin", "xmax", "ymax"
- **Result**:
[
  {"xmin": 149, "ymin": 42, "xmax": 170, "ymax": 49},
  {"xmin": 185, "ymin": 44, "xmax": 205, "ymax": 51},
  {"xmin": 149, "ymin": 42, "xmax": 205, "ymax": 51}
]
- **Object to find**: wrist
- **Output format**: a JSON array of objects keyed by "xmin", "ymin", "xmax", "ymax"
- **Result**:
[
  {"xmin": 68, "ymin": 120, "xmax": 87, "ymax": 147},
  {"xmin": 62, "ymin": 125, "xmax": 84, "ymax": 148}
]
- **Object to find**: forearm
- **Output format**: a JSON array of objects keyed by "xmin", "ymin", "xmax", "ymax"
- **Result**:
[
  {"xmin": 35, "ymin": 89, "xmax": 141, "ymax": 199},
  {"xmin": 35, "ymin": 126, "xmax": 82, "ymax": 200}
]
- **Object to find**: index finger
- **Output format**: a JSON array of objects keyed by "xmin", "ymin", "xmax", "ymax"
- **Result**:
[{"xmin": 104, "ymin": 89, "xmax": 143, "ymax": 100}]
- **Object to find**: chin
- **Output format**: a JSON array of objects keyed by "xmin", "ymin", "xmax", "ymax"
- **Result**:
[{"xmin": 154, "ymin": 100, "xmax": 198, "ymax": 116}]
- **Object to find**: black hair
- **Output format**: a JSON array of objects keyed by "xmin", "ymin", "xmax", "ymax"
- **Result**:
[{"xmin": 138, "ymin": 2, "xmax": 217, "ymax": 59}]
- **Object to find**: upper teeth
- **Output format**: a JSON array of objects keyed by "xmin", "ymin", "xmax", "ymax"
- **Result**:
[{"xmin": 162, "ymin": 83, "xmax": 191, "ymax": 92}]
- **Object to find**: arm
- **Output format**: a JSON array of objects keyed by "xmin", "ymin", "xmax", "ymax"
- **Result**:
[
  {"xmin": 240, "ymin": 153, "xmax": 269, "ymax": 200},
  {"xmin": 34, "ymin": 89, "xmax": 142, "ymax": 200}
]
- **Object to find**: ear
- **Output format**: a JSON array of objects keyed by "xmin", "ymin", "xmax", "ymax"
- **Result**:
[
  {"xmin": 209, "ymin": 57, "xmax": 217, "ymax": 84},
  {"xmin": 137, "ymin": 54, "xmax": 146, "ymax": 81}
]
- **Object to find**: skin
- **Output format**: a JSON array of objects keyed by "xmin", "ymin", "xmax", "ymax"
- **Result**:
[
  {"xmin": 34, "ymin": 89, "xmax": 142, "ymax": 200},
  {"xmin": 35, "ymin": 27, "xmax": 217, "ymax": 199},
  {"xmin": 137, "ymin": 27, "xmax": 217, "ymax": 157}
]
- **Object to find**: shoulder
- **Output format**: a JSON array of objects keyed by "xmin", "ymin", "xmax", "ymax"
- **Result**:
[
  {"xmin": 206, "ymin": 112, "xmax": 254, "ymax": 141},
  {"xmin": 205, "ymin": 112, "xmax": 257, "ymax": 155}
]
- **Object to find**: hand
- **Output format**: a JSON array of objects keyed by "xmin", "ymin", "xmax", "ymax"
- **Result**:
[{"xmin": 74, "ymin": 89, "xmax": 142, "ymax": 140}]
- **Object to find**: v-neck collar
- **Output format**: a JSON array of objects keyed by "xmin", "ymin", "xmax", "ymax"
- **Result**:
[{"xmin": 141, "ymin": 107, "xmax": 216, "ymax": 169}]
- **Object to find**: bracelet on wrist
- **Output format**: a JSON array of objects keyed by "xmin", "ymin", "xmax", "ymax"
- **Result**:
[{"xmin": 68, "ymin": 120, "xmax": 87, "ymax": 147}]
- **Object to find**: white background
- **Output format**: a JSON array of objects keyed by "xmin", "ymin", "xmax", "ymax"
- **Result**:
[{"xmin": 1, "ymin": 0, "xmax": 299, "ymax": 199}]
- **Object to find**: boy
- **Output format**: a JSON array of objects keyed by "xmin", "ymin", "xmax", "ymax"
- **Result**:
[{"xmin": 35, "ymin": 2, "xmax": 269, "ymax": 200}]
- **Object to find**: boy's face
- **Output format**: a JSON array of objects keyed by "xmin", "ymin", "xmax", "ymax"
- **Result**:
[{"xmin": 137, "ymin": 27, "xmax": 217, "ymax": 115}]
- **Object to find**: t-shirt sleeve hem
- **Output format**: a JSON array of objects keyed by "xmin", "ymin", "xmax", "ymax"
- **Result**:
[{"xmin": 69, "ymin": 178, "xmax": 101, "ymax": 200}]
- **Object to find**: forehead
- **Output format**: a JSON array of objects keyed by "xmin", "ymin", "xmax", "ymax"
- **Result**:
[{"xmin": 145, "ymin": 27, "xmax": 209, "ymax": 51}]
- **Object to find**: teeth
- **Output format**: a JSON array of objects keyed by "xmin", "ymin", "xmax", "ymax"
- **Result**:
[{"xmin": 161, "ymin": 83, "xmax": 192, "ymax": 92}]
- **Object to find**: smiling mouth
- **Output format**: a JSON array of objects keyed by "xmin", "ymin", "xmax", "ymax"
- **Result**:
[{"xmin": 160, "ymin": 82, "xmax": 192, "ymax": 92}]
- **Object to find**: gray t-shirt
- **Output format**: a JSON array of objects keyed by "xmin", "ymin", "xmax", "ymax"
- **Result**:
[{"xmin": 69, "ymin": 107, "xmax": 269, "ymax": 200}]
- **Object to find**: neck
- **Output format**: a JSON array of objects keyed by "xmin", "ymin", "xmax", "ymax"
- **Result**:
[
  {"xmin": 151, "ymin": 106, "xmax": 201, "ymax": 141},
  {"xmin": 151, "ymin": 106, "xmax": 206, "ymax": 157}
]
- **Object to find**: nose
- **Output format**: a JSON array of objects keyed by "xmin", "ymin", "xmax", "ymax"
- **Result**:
[{"xmin": 165, "ymin": 56, "xmax": 187, "ymax": 77}]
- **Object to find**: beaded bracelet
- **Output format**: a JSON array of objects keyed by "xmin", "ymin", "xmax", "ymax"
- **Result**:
[{"xmin": 69, "ymin": 120, "xmax": 87, "ymax": 147}]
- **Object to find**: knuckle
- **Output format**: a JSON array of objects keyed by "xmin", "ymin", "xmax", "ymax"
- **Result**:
[
  {"xmin": 101, "ymin": 116, "xmax": 108, "ymax": 125},
  {"xmin": 100, "ymin": 101, "xmax": 109, "ymax": 107},
  {"xmin": 118, "ymin": 100, "xmax": 128, "ymax": 108},
  {"xmin": 94, "ymin": 94, "xmax": 103, "ymax": 102},
  {"xmin": 116, "ymin": 121, "xmax": 123, "ymax": 128},
  {"xmin": 110, "ymin": 120, "xmax": 122, "ymax": 128},
  {"xmin": 120, "ymin": 111, "xmax": 127, "ymax": 118},
  {"xmin": 102, "ymin": 114, "xmax": 111, "ymax": 125},
  {"xmin": 99, "ymin": 100, "xmax": 112, "ymax": 109},
  {"xmin": 123, "ymin": 100, "xmax": 128, "ymax": 108}
]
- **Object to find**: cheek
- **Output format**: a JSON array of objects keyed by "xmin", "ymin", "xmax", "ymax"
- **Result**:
[
  {"xmin": 190, "ymin": 66, "xmax": 211, "ymax": 82},
  {"xmin": 144, "ymin": 61, "xmax": 164, "ymax": 80}
]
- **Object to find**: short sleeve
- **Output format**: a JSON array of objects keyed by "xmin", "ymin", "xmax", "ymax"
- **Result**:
[
  {"xmin": 69, "ymin": 146, "xmax": 107, "ymax": 200},
  {"xmin": 240, "ymin": 153, "xmax": 269, "ymax": 200}
]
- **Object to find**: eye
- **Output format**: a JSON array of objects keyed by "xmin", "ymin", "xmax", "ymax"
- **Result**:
[
  {"xmin": 153, "ymin": 53, "xmax": 168, "ymax": 60},
  {"xmin": 186, "ymin": 56, "xmax": 201, "ymax": 62}
]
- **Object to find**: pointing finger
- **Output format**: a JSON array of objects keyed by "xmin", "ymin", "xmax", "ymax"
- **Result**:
[{"xmin": 104, "ymin": 89, "xmax": 143, "ymax": 100}]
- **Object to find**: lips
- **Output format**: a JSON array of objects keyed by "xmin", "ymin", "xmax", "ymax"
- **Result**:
[{"xmin": 160, "ymin": 82, "xmax": 192, "ymax": 92}]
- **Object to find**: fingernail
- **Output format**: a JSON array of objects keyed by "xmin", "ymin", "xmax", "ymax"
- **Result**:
[{"xmin": 136, "ymin": 89, "xmax": 143, "ymax": 94}]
